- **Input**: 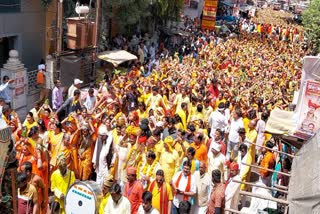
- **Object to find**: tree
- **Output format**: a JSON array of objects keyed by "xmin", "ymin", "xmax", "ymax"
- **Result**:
[
  {"xmin": 152, "ymin": 0, "xmax": 184, "ymax": 25},
  {"xmin": 102, "ymin": 0, "xmax": 151, "ymax": 34},
  {"xmin": 302, "ymin": 0, "xmax": 320, "ymax": 54}
]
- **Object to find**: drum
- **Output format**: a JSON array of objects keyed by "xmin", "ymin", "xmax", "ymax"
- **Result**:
[{"xmin": 65, "ymin": 181, "xmax": 102, "ymax": 214}]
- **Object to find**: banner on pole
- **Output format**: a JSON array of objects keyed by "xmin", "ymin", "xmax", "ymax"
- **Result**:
[{"xmin": 201, "ymin": 0, "xmax": 218, "ymax": 30}]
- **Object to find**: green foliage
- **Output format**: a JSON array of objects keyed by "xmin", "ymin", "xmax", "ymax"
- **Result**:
[
  {"xmin": 103, "ymin": 0, "xmax": 151, "ymax": 34},
  {"xmin": 302, "ymin": 0, "xmax": 320, "ymax": 54},
  {"xmin": 153, "ymin": 0, "xmax": 184, "ymax": 23}
]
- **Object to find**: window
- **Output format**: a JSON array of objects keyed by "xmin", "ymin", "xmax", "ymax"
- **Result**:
[{"xmin": 0, "ymin": 0, "xmax": 21, "ymax": 13}]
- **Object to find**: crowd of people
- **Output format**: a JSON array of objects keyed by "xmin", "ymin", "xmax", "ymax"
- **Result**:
[{"xmin": 2, "ymin": 10, "xmax": 306, "ymax": 214}]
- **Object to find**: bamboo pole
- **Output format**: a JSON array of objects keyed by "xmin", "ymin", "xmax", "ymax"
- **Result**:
[
  {"xmin": 233, "ymin": 180, "xmax": 288, "ymax": 194},
  {"xmin": 274, "ymin": 184, "xmax": 289, "ymax": 190},
  {"xmin": 245, "ymin": 141, "xmax": 295, "ymax": 158},
  {"xmin": 224, "ymin": 208, "xmax": 249, "ymax": 214},
  {"xmin": 239, "ymin": 190, "xmax": 289, "ymax": 205},
  {"xmin": 241, "ymin": 162, "xmax": 291, "ymax": 177},
  {"xmin": 10, "ymin": 169, "xmax": 18, "ymax": 214}
]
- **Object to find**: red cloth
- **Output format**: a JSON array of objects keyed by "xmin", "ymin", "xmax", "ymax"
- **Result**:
[
  {"xmin": 217, "ymin": 140, "xmax": 227, "ymax": 156},
  {"xmin": 124, "ymin": 181, "xmax": 144, "ymax": 214},
  {"xmin": 175, "ymin": 172, "xmax": 191, "ymax": 201},
  {"xmin": 149, "ymin": 180, "xmax": 169, "ymax": 214}
]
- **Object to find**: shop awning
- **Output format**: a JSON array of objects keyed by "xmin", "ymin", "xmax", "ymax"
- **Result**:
[{"xmin": 98, "ymin": 50, "xmax": 137, "ymax": 66}]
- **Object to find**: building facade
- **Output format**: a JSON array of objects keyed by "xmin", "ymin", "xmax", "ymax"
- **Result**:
[{"xmin": 0, "ymin": 0, "xmax": 46, "ymax": 70}]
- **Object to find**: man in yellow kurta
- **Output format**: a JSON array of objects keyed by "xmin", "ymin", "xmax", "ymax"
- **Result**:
[
  {"xmin": 50, "ymin": 155, "xmax": 76, "ymax": 214},
  {"xmin": 145, "ymin": 86, "xmax": 166, "ymax": 113},
  {"xmin": 99, "ymin": 174, "xmax": 114, "ymax": 214},
  {"xmin": 159, "ymin": 136, "xmax": 180, "ymax": 183},
  {"xmin": 176, "ymin": 102, "xmax": 188, "ymax": 131},
  {"xmin": 246, "ymin": 120, "xmax": 258, "ymax": 163},
  {"xmin": 148, "ymin": 169, "xmax": 173, "ymax": 213}
]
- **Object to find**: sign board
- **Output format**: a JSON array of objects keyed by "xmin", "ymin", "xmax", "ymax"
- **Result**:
[
  {"xmin": 294, "ymin": 80, "xmax": 320, "ymax": 140},
  {"xmin": 202, "ymin": 0, "xmax": 218, "ymax": 30}
]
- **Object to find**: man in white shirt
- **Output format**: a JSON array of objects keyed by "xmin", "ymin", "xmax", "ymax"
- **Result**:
[
  {"xmin": 68, "ymin": 78, "xmax": 83, "ymax": 98},
  {"xmin": 194, "ymin": 161, "xmax": 211, "ymax": 214},
  {"xmin": 225, "ymin": 162, "xmax": 241, "ymax": 214},
  {"xmin": 92, "ymin": 123, "xmax": 113, "ymax": 186},
  {"xmin": 208, "ymin": 143, "xmax": 227, "ymax": 183},
  {"xmin": 137, "ymin": 191, "xmax": 159, "ymax": 214},
  {"xmin": 171, "ymin": 160, "xmax": 196, "ymax": 214},
  {"xmin": 104, "ymin": 183, "xmax": 131, "ymax": 214},
  {"xmin": 83, "ymin": 87, "xmax": 96, "ymax": 112},
  {"xmin": 208, "ymin": 102, "xmax": 228, "ymax": 139},
  {"xmin": 149, "ymin": 43, "xmax": 156, "ymax": 61},
  {"xmin": 226, "ymin": 109, "xmax": 244, "ymax": 160}
]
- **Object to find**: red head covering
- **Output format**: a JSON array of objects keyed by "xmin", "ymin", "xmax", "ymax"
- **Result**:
[
  {"xmin": 131, "ymin": 111, "xmax": 139, "ymax": 126},
  {"xmin": 230, "ymin": 162, "xmax": 239, "ymax": 171},
  {"xmin": 308, "ymin": 100, "xmax": 320, "ymax": 109},
  {"xmin": 127, "ymin": 166, "xmax": 137, "ymax": 175},
  {"xmin": 138, "ymin": 136, "xmax": 147, "ymax": 144}
]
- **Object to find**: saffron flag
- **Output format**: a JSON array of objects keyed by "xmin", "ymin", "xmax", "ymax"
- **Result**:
[{"xmin": 202, "ymin": 0, "xmax": 218, "ymax": 30}]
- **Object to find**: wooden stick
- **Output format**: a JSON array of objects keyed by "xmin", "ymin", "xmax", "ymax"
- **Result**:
[
  {"xmin": 11, "ymin": 169, "xmax": 18, "ymax": 214},
  {"xmin": 224, "ymin": 208, "xmax": 249, "ymax": 214},
  {"xmin": 239, "ymin": 190, "xmax": 289, "ymax": 205},
  {"xmin": 241, "ymin": 162, "xmax": 291, "ymax": 177},
  {"xmin": 245, "ymin": 141, "xmax": 295, "ymax": 158},
  {"xmin": 274, "ymin": 184, "xmax": 289, "ymax": 190},
  {"xmin": 233, "ymin": 180, "xmax": 288, "ymax": 194}
]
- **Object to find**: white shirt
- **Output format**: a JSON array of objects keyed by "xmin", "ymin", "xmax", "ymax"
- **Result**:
[
  {"xmin": 92, "ymin": 131, "xmax": 113, "ymax": 178},
  {"xmin": 84, "ymin": 95, "xmax": 96, "ymax": 111},
  {"xmin": 194, "ymin": 171, "xmax": 211, "ymax": 207},
  {"xmin": 228, "ymin": 117, "xmax": 244, "ymax": 142},
  {"xmin": 225, "ymin": 175, "xmax": 241, "ymax": 212},
  {"xmin": 172, "ymin": 172, "xmax": 196, "ymax": 208},
  {"xmin": 137, "ymin": 205, "xmax": 160, "ymax": 214},
  {"xmin": 208, "ymin": 152, "xmax": 227, "ymax": 182},
  {"xmin": 68, "ymin": 84, "xmax": 77, "ymax": 98},
  {"xmin": 104, "ymin": 196, "xmax": 131, "ymax": 214},
  {"xmin": 208, "ymin": 110, "xmax": 228, "ymax": 138}
]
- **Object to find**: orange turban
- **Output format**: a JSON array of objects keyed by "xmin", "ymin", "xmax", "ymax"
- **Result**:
[{"xmin": 127, "ymin": 166, "xmax": 137, "ymax": 175}]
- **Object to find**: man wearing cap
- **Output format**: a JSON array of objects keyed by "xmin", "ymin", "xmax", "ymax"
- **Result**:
[
  {"xmin": 225, "ymin": 162, "xmax": 241, "ymax": 214},
  {"xmin": 68, "ymin": 78, "xmax": 83, "ymax": 99},
  {"xmin": 208, "ymin": 102, "xmax": 228, "ymax": 139},
  {"xmin": 92, "ymin": 121, "xmax": 114, "ymax": 186},
  {"xmin": 208, "ymin": 142, "xmax": 227, "ymax": 183},
  {"xmin": 123, "ymin": 166, "xmax": 144, "ymax": 214},
  {"xmin": 50, "ymin": 155, "xmax": 76, "ymax": 214},
  {"xmin": 99, "ymin": 174, "xmax": 114, "ymax": 214}
]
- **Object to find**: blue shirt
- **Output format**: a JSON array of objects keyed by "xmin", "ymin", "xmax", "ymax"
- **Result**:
[{"xmin": 0, "ymin": 82, "xmax": 11, "ymax": 103}]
